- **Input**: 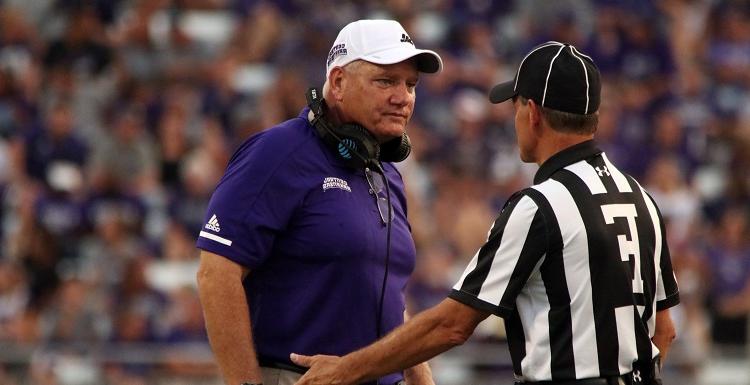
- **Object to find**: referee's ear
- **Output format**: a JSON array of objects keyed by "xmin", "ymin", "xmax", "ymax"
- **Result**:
[{"xmin": 527, "ymin": 98, "xmax": 544, "ymax": 135}]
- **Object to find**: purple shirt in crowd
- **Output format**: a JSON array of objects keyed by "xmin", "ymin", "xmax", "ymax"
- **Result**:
[{"xmin": 196, "ymin": 108, "xmax": 416, "ymax": 385}]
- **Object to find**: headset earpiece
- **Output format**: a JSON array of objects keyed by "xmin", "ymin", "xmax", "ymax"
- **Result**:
[{"xmin": 379, "ymin": 134, "xmax": 411, "ymax": 163}]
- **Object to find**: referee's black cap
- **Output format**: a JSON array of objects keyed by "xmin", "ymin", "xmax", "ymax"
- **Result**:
[{"xmin": 489, "ymin": 41, "xmax": 601, "ymax": 115}]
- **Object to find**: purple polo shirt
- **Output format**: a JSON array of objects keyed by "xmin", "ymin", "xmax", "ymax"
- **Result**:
[{"xmin": 197, "ymin": 108, "xmax": 416, "ymax": 384}]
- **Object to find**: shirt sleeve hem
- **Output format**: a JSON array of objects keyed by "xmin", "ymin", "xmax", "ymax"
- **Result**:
[
  {"xmin": 196, "ymin": 242, "xmax": 258, "ymax": 269},
  {"xmin": 448, "ymin": 289, "xmax": 512, "ymax": 318},
  {"xmin": 656, "ymin": 292, "xmax": 680, "ymax": 311}
]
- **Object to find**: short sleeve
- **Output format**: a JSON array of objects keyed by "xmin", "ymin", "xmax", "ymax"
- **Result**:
[
  {"xmin": 449, "ymin": 193, "xmax": 548, "ymax": 318},
  {"xmin": 196, "ymin": 129, "xmax": 308, "ymax": 268}
]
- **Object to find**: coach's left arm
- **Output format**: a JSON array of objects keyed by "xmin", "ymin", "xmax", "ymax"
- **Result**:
[{"xmin": 290, "ymin": 298, "xmax": 489, "ymax": 385}]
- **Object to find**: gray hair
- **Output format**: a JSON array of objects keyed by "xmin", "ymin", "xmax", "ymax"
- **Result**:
[{"xmin": 322, "ymin": 60, "xmax": 367, "ymax": 97}]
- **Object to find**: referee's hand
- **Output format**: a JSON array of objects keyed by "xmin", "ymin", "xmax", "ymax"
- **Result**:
[{"xmin": 291, "ymin": 353, "xmax": 353, "ymax": 385}]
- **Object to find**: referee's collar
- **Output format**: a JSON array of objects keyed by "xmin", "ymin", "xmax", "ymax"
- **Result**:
[{"xmin": 534, "ymin": 139, "xmax": 602, "ymax": 184}]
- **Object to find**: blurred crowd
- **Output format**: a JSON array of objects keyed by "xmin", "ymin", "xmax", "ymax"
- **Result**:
[{"xmin": 0, "ymin": 0, "xmax": 748, "ymax": 384}]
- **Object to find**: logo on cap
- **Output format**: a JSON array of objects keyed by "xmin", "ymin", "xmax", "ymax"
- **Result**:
[
  {"xmin": 327, "ymin": 43, "xmax": 348, "ymax": 67},
  {"xmin": 400, "ymin": 33, "xmax": 414, "ymax": 45}
]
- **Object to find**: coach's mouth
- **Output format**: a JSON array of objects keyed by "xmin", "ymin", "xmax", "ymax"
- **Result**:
[{"xmin": 385, "ymin": 113, "xmax": 409, "ymax": 121}]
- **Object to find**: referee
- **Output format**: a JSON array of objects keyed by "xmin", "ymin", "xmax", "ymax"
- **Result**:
[{"xmin": 291, "ymin": 41, "xmax": 680, "ymax": 385}]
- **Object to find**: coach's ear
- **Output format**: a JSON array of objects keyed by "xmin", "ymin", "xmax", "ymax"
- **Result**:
[{"xmin": 328, "ymin": 67, "xmax": 346, "ymax": 102}]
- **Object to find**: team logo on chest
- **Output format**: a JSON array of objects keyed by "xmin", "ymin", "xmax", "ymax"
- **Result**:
[{"xmin": 322, "ymin": 177, "xmax": 352, "ymax": 192}]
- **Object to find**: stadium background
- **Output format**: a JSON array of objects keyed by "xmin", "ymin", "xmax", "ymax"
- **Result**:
[{"xmin": 0, "ymin": 0, "xmax": 748, "ymax": 384}]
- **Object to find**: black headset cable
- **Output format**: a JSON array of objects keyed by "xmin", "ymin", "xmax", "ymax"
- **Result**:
[{"xmin": 372, "ymin": 161, "xmax": 392, "ymax": 341}]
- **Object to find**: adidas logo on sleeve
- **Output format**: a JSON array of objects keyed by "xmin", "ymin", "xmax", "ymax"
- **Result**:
[
  {"xmin": 199, "ymin": 214, "xmax": 232, "ymax": 246},
  {"xmin": 204, "ymin": 214, "xmax": 221, "ymax": 232}
]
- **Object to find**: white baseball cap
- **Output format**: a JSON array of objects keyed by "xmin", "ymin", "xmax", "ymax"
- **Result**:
[{"xmin": 326, "ymin": 19, "xmax": 443, "ymax": 78}]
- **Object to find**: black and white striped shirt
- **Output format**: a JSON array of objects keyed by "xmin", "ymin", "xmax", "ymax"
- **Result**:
[{"xmin": 449, "ymin": 140, "xmax": 680, "ymax": 382}]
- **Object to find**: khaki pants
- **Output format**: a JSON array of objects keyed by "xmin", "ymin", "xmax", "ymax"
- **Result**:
[{"xmin": 261, "ymin": 367, "xmax": 303, "ymax": 385}]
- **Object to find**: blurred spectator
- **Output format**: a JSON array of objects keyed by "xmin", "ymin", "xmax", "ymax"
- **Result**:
[
  {"xmin": 646, "ymin": 155, "xmax": 700, "ymax": 245},
  {"xmin": 103, "ymin": 255, "xmax": 165, "ymax": 384},
  {"xmin": 0, "ymin": 260, "xmax": 29, "ymax": 339},
  {"xmin": 648, "ymin": 105, "xmax": 701, "ymax": 174},
  {"xmin": 168, "ymin": 143, "xmax": 223, "ymax": 235},
  {"xmin": 21, "ymin": 102, "xmax": 87, "ymax": 185},
  {"xmin": 77, "ymin": 207, "xmax": 146, "ymax": 287},
  {"xmin": 583, "ymin": 4, "xmax": 624, "ymax": 75},
  {"xmin": 159, "ymin": 286, "xmax": 214, "ymax": 378},
  {"xmin": 88, "ymin": 106, "xmax": 158, "ymax": 196},
  {"xmin": 156, "ymin": 85, "xmax": 194, "ymax": 190},
  {"xmin": 39, "ymin": 278, "xmax": 109, "ymax": 345},
  {"xmin": 199, "ymin": 52, "xmax": 245, "ymax": 136},
  {"xmin": 145, "ymin": 223, "xmax": 200, "ymax": 294},
  {"xmin": 114, "ymin": 257, "xmax": 165, "ymax": 327},
  {"xmin": 8, "ymin": 183, "xmax": 62, "ymax": 310},
  {"xmin": 702, "ymin": 207, "xmax": 750, "ymax": 348},
  {"xmin": 668, "ymin": 242, "xmax": 710, "ymax": 381},
  {"xmin": 162, "ymin": 286, "xmax": 206, "ymax": 344},
  {"xmin": 228, "ymin": 1, "xmax": 282, "ymax": 64},
  {"xmin": 706, "ymin": 2, "xmax": 750, "ymax": 91},
  {"xmin": 42, "ymin": 6, "xmax": 112, "ymax": 78},
  {"xmin": 618, "ymin": 11, "xmax": 675, "ymax": 91},
  {"xmin": 673, "ymin": 63, "xmax": 712, "ymax": 164},
  {"xmin": 81, "ymin": 184, "xmax": 146, "ymax": 242},
  {"xmin": 32, "ymin": 162, "xmax": 86, "ymax": 259},
  {"xmin": 105, "ymin": 307, "xmax": 157, "ymax": 382},
  {"xmin": 445, "ymin": 88, "xmax": 494, "ymax": 177},
  {"xmin": 407, "ymin": 242, "xmax": 458, "ymax": 312}
]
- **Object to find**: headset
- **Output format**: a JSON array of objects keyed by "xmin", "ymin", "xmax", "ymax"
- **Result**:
[
  {"xmin": 306, "ymin": 87, "xmax": 411, "ymax": 169},
  {"xmin": 306, "ymin": 87, "xmax": 408, "ymax": 348}
]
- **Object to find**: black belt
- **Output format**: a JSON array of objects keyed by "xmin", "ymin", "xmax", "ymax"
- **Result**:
[
  {"xmin": 259, "ymin": 358, "xmax": 404, "ymax": 385},
  {"xmin": 258, "ymin": 357, "xmax": 307, "ymax": 374},
  {"xmin": 516, "ymin": 357, "xmax": 661, "ymax": 385},
  {"xmin": 515, "ymin": 374, "xmax": 630, "ymax": 385}
]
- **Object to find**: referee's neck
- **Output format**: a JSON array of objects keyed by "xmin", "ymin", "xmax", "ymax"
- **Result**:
[{"xmin": 534, "ymin": 132, "xmax": 595, "ymax": 166}]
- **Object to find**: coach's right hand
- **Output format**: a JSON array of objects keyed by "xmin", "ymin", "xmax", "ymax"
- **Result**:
[{"xmin": 291, "ymin": 353, "xmax": 356, "ymax": 385}]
